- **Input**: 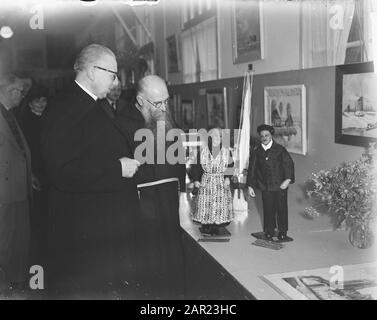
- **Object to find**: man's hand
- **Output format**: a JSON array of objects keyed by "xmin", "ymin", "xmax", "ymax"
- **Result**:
[
  {"xmin": 280, "ymin": 179, "xmax": 291, "ymax": 190},
  {"xmin": 224, "ymin": 177, "xmax": 230, "ymax": 187},
  {"xmin": 248, "ymin": 186, "xmax": 255, "ymax": 197},
  {"xmin": 119, "ymin": 157, "xmax": 141, "ymax": 178}
]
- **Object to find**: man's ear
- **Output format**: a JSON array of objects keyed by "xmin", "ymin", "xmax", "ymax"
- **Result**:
[
  {"xmin": 136, "ymin": 95, "xmax": 144, "ymax": 107},
  {"xmin": 87, "ymin": 67, "xmax": 95, "ymax": 81}
]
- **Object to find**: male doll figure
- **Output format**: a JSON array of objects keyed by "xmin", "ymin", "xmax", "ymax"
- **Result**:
[{"xmin": 247, "ymin": 124, "xmax": 295, "ymax": 241}]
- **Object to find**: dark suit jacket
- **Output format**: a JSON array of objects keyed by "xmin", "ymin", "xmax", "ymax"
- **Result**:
[
  {"xmin": 41, "ymin": 83, "xmax": 140, "ymax": 256},
  {"xmin": 0, "ymin": 103, "xmax": 32, "ymax": 205},
  {"xmin": 246, "ymin": 140, "xmax": 295, "ymax": 191}
]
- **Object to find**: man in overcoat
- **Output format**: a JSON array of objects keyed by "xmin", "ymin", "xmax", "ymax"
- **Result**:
[{"xmin": 41, "ymin": 44, "xmax": 141, "ymax": 297}]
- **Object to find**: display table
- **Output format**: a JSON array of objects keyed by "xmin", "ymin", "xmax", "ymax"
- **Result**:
[{"xmin": 179, "ymin": 191, "xmax": 376, "ymax": 300}]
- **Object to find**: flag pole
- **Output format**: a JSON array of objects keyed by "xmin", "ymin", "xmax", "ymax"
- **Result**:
[{"xmin": 234, "ymin": 63, "xmax": 253, "ymax": 189}]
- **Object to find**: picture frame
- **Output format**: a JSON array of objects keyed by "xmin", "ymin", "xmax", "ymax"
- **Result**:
[
  {"xmin": 231, "ymin": 0, "xmax": 264, "ymax": 64},
  {"xmin": 166, "ymin": 34, "xmax": 181, "ymax": 73},
  {"xmin": 335, "ymin": 62, "xmax": 377, "ymax": 147},
  {"xmin": 206, "ymin": 88, "xmax": 228, "ymax": 129},
  {"xmin": 181, "ymin": 100, "xmax": 195, "ymax": 131},
  {"xmin": 264, "ymin": 84, "xmax": 307, "ymax": 155},
  {"xmin": 169, "ymin": 94, "xmax": 181, "ymax": 127},
  {"xmin": 261, "ymin": 262, "xmax": 377, "ymax": 300}
]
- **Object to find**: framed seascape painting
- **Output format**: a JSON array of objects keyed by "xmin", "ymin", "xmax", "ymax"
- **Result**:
[
  {"xmin": 181, "ymin": 100, "xmax": 195, "ymax": 131},
  {"xmin": 264, "ymin": 85, "xmax": 307, "ymax": 155},
  {"xmin": 206, "ymin": 88, "xmax": 228, "ymax": 129},
  {"xmin": 335, "ymin": 62, "xmax": 377, "ymax": 147},
  {"xmin": 231, "ymin": 0, "xmax": 264, "ymax": 64}
]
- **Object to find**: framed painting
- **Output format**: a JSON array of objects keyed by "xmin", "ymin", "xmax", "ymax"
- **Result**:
[
  {"xmin": 181, "ymin": 100, "xmax": 195, "ymax": 131},
  {"xmin": 231, "ymin": 0, "xmax": 264, "ymax": 64},
  {"xmin": 335, "ymin": 62, "xmax": 377, "ymax": 147},
  {"xmin": 261, "ymin": 262, "xmax": 377, "ymax": 300},
  {"xmin": 206, "ymin": 88, "xmax": 228, "ymax": 129},
  {"xmin": 264, "ymin": 84, "xmax": 307, "ymax": 155},
  {"xmin": 169, "ymin": 94, "xmax": 181, "ymax": 127},
  {"xmin": 166, "ymin": 34, "xmax": 181, "ymax": 73}
]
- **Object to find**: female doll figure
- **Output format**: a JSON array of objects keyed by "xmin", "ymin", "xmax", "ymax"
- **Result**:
[{"xmin": 191, "ymin": 128, "xmax": 234, "ymax": 235}]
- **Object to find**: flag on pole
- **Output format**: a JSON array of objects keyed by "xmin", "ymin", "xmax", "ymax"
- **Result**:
[
  {"xmin": 235, "ymin": 67, "xmax": 253, "ymax": 178},
  {"xmin": 233, "ymin": 66, "xmax": 253, "ymax": 213}
]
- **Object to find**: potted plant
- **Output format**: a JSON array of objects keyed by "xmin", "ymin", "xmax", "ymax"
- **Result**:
[{"xmin": 305, "ymin": 143, "xmax": 377, "ymax": 248}]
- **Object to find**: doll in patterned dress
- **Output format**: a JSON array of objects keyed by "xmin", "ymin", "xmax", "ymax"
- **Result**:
[{"xmin": 190, "ymin": 128, "xmax": 234, "ymax": 235}]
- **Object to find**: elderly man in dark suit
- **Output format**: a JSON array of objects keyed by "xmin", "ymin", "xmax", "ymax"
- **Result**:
[
  {"xmin": 41, "ymin": 44, "xmax": 141, "ymax": 297},
  {"xmin": 247, "ymin": 124, "xmax": 295, "ymax": 242},
  {"xmin": 0, "ymin": 74, "xmax": 33, "ymax": 293}
]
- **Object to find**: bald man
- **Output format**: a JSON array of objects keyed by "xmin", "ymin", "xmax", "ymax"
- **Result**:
[
  {"xmin": 0, "ymin": 74, "xmax": 32, "ymax": 293},
  {"xmin": 41, "ymin": 44, "xmax": 141, "ymax": 297},
  {"xmin": 117, "ymin": 75, "xmax": 186, "ymax": 299}
]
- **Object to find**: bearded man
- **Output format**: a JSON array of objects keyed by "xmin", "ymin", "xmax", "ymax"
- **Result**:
[{"xmin": 117, "ymin": 75, "xmax": 187, "ymax": 299}]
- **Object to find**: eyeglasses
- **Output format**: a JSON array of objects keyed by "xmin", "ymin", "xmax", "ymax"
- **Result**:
[
  {"xmin": 141, "ymin": 96, "xmax": 169, "ymax": 110},
  {"xmin": 93, "ymin": 65, "xmax": 118, "ymax": 81}
]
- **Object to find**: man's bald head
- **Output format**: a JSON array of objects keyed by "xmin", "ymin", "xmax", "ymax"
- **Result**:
[
  {"xmin": 137, "ymin": 75, "xmax": 168, "ymax": 101},
  {"xmin": 74, "ymin": 44, "xmax": 115, "ymax": 74},
  {"xmin": 74, "ymin": 44, "xmax": 119, "ymax": 99}
]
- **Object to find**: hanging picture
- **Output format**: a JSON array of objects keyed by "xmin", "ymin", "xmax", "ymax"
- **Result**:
[
  {"xmin": 335, "ymin": 62, "xmax": 377, "ymax": 147},
  {"xmin": 166, "ymin": 34, "xmax": 181, "ymax": 73},
  {"xmin": 231, "ymin": 0, "xmax": 264, "ymax": 64},
  {"xmin": 169, "ymin": 94, "xmax": 181, "ymax": 127},
  {"xmin": 261, "ymin": 262, "xmax": 377, "ymax": 300},
  {"xmin": 264, "ymin": 85, "xmax": 307, "ymax": 155},
  {"xmin": 206, "ymin": 88, "xmax": 228, "ymax": 129},
  {"xmin": 181, "ymin": 100, "xmax": 195, "ymax": 131}
]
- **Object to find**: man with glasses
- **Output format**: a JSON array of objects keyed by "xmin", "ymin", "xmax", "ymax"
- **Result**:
[
  {"xmin": 0, "ymin": 74, "xmax": 33, "ymax": 295},
  {"xmin": 41, "ymin": 44, "xmax": 141, "ymax": 298},
  {"xmin": 117, "ymin": 75, "xmax": 187, "ymax": 299}
]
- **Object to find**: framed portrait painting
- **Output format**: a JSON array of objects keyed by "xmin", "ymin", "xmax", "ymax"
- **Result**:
[
  {"xmin": 181, "ymin": 100, "xmax": 195, "ymax": 131},
  {"xmin": 166, "ymin": 34, "xmax": 181, "ymax": 73},
  {"xmin": 231, "ymin": 0, "xmax": 264, "ymax": 64},
  {"xmin": 264, "ymin": 85, "xmax": 307, "ymax": 155},
  {"xmin": 335, "ymin": 62, "xmax": 377, "ymax": 147},
  {"xmin": 206, "ymin": 88, "xmax": 228, "ymax": 129}
]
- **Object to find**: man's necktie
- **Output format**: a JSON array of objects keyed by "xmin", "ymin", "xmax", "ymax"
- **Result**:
[{"xmin": 0, "ymin": 104, "xmax": 26, "ymax": 154}]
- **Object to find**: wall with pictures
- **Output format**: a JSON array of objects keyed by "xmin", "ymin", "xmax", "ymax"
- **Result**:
[
  {"xmin": 218, "ymin": 0, "xmax": 301, "ymax": 79},
  {"xmin": 169, "ymin": 65, "xmax": 364, "ymax": 188},
  {"xmin": 158, "ymin": 0, "xmax": 301, "ymax": 84}
]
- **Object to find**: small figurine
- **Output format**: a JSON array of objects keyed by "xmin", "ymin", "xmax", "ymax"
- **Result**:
[{"xmin": 190, "ymin": 128, "xmax": 234, "ymax": 235}]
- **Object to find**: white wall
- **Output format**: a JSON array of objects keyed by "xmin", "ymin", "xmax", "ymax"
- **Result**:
[
  {"xmin": 156, "ymin": 0, "xmax": 302, "ymax": 84},
  {"xmin": 218, "ymin": 0, "xmax": 301, "ymax": 78}
]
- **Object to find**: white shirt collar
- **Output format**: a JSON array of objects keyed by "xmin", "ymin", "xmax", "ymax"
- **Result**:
[
  {"xmin": 261, "ymin": 140, "xmax": 273, "ymax": 151},
  {"xmin": 0, "ymin": 98, "xmax": 11, "ymax": 110},
  {"xmin": 75, "ymin": 80, "xmax": 98, "ymax": 101}
]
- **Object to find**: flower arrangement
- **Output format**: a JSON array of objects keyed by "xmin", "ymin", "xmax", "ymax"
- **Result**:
[{"xmin": 305, "ymin": 143, "xmax": 377, "ymax": 230}]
